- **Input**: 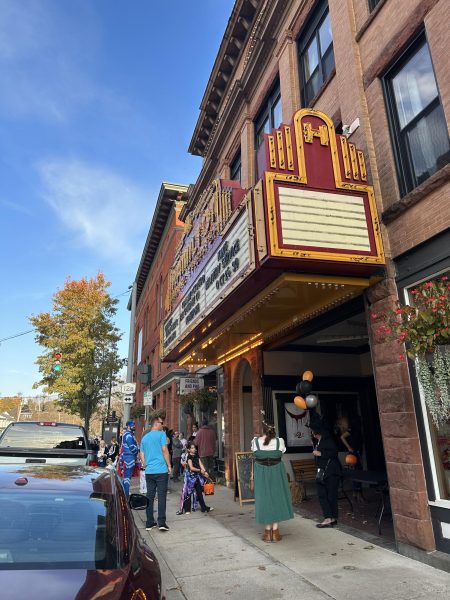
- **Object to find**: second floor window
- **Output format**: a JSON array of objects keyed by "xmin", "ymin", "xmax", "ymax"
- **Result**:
[
  {"xmin": 298, "ymin": 2, "xmax": 335, "ymax": 106},
  {"xmin": 230, "ymin": 151, "xmax": 242, "ymax": 183},
  {"xmin": 384, "ymin": 34, "xmax": 450, "ymax": 195},
  {"xmin": 255, "ymin": 82, "xmax": 282, "ymax": 151}
]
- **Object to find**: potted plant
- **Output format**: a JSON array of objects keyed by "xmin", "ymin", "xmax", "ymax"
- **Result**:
[
  {"xmin": 372, "ymin": 275, "xmax": 450, "ymax": 427},
  {"xmin": 180, "ymin": 387, "xmax": 217, "ymax": 414},
  {"xmin": 130, "ymin": 404, "xmax": 146, "ymax": 420},
  {"xmin": 148, "ymin": 408, "xmax": 166, "ymax": 421}
]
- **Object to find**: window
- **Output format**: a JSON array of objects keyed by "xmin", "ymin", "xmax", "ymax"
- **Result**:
[
  {"xmin": 384, "ymin": 35, "xmax": 450, "ymax": 195},
  {"xmin": 298, "ymin": 2, "xmax": 335, "ymax": 106},
  {"xmin": 230, "ymin": 151, "xmax": 242, "ymax": 183},
  {"xmin": 254, "ymin": 81, "xmax": 282, "ymax": 151},
  {"xmin": 368, "ymin": 0, "xmax": 381, "ymax": 11}
]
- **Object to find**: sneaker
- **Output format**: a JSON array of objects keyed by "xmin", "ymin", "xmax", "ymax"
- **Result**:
[
  {"xmin": 159, "ymin": 523, "xmax": 170, "ymax": 531},
  {"xmin": 185, "ymin": 511, "xmax": 191, "ymax": 515},
  {"xmin": 202, "ymin": 507, "xmax": 214, "ymax": 513},
  {"xmin": 145, "ymin": 522, "xmax": 157, "ymax": 530}
]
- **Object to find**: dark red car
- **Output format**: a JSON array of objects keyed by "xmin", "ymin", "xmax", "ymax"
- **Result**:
[{"xmin": 0, "ymin": 464, "xmax": 165, "ymax": 600}]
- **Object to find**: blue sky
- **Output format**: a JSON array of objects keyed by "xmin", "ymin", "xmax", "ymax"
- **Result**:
[{"xmin": 0, "ymin": 0, "xmax": 234, "ymax": 397}]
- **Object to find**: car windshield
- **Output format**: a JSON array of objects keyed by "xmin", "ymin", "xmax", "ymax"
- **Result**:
[
  {"xmin": 0, "ymin": 490, "xmax": 118, "ymax": 570},
  {"xmin": 0, "ymin": 424, "xmax": 87, "ymax": 450}
]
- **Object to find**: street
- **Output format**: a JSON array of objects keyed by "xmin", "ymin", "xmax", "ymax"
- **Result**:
[{"xmin": 133, "ymin": 482, "xmax": 450, "ymax": 600}]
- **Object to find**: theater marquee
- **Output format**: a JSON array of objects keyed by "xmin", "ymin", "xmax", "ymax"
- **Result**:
[{"xmin": 162, "ymin": 109, "xmax": 385, "ymax": 365}]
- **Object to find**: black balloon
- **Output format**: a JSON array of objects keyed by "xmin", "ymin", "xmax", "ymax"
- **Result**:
[
  {"xmin": 300, "ymin": 380, "xmax": 312, "ymax": 395},
  {"xmin": 295, "ymin": 382, "xmax": 303, "ymax": 394}
]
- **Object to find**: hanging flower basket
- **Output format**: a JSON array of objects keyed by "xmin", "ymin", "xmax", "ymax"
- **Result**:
[
  {"xmin": 372, "ymin": 275, "xmax": 450, "ymax": 427},
  {"xmin": 180, "ymin": 387, "xmax": 217, "ymax": 414}
]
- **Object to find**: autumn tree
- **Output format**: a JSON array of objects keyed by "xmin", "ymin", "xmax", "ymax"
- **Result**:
[{"xmin": 30, "ymin": 273, "xmax": 122, "ymax": 434}]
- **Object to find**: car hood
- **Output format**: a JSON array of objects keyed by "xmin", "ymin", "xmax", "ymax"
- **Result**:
[{"xmin": 0, "ymin": 567, "xmax": 129, "ymax": 600}]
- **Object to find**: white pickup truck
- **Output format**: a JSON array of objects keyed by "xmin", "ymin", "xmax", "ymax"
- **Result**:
[{"xmin": 0, "ymin": 421, "xmax": 97, "ymax": 466}]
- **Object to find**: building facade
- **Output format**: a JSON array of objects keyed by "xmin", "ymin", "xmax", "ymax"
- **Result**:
[
  {"xmin": 134, "ymin": 0, "xmax": 449, "ymax": 558},
  {"xmin": 130, "ymin": 183, "xmax": 190, "ymax": 438}
]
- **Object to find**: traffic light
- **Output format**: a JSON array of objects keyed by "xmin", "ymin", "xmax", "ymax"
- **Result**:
[
  {"xmin": 138, "ymin": 363, "xmax": 151, "ymax": 385},
  {"xmin": 54, "ymin": 352, "xmax": 62, "ymax": 373}
]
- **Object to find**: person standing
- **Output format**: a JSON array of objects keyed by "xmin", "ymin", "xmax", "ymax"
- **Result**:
[
  {"xmin": 140, "ymin": 416, "xmax": 172, "ymax": 532},
  {"xmin": 251, "ymin": 422, "xmax": 294, "ymax": 542},
  {"xmin": 176, "ymin": 442, "xmax": 213, "ymax": 515},
  {"xmin": 313, "ymin": 425, "xmax": 342, "ymax": 528},
  {"xmin": 171, "ymin": 431, "xmax": 183, "ymax": 481},
  {"xmin": 97, "ymin": 439, "xmax": 108, "ymax": 467},
  {"xmin": 120, "ymin": 421, "xmax": 139, "ymax": 497},
  {"xmin": 194, "ymin": 419, "xmax": 216, "ymax": 476},
  {"xmin": 107, "ymin": 436, "xmax": 119, "ymax": 464}
]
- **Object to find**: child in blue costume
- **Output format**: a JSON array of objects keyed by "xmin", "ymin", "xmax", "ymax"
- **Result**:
[{"xmin": 120, "ymin": 420, "xmax": 139, "ymax": 497}]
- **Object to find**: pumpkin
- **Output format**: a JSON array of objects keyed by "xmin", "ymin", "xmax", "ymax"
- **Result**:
[
  {"xmin": 294, "ymin": 395, "xmax": 307, "ymax": 409},
  {"xmin": 345, "ymin": 453, "xmax": 358, "ymax": 466}
]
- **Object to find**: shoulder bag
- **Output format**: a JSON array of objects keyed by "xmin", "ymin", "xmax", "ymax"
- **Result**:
[{"xmin": 315, "ymin": 459, "xmax": 330, "ymax": 484}]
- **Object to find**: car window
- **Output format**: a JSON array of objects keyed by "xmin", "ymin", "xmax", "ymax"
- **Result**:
[
  {"xmin": 0, "ymin": 490, "xmax": 118, "ymax": 570},
  {"xmin": 0, "ymin": 424, "xmax": 87, "ymax": 450}
]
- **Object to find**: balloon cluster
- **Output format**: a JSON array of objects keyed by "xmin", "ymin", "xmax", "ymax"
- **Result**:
[{"xmin": 294, "ymin": 371, "xmax": 318, "ymax": 410}]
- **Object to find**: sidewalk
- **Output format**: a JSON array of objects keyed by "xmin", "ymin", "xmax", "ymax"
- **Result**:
[{"xmin": 133, "ymin": 482, "xmax": 450, "ymax": 600}]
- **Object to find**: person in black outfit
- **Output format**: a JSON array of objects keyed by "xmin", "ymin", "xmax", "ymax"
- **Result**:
[
  {"xmin": 176, "ymin": 443, "xmax": 213, "ymax": 514},
  {"xmin": 312, "ymin": 425, "xmax": 341, "ymax": 528}
]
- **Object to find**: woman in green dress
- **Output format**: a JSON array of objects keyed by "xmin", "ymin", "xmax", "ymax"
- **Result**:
[{"xmin": 251, "ymin": 422, "xmax": 294, "ymax": 542}]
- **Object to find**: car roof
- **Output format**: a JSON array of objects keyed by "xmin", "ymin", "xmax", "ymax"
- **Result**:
[
  {"xmin": 0, "ymin": 464, "xmax": 114, "ymax": 494},
  {"xmin": 5, "ymin": 422, "xmax": 85, "ymax": 428}
]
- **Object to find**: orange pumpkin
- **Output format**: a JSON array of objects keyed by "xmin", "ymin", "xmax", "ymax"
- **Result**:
[
  {"xmin": 302, "ymin": 370, "xmax": 314, "ymax": 382},
  {"xmin": 294, "ymin": 395, "xmax": 307, "ymax": 409},
  {"xmin": 345, "ymin": 453, "xmax": 358, "ymax": 466}
]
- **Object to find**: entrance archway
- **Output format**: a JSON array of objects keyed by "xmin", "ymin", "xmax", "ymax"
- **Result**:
[{"xmin": 240, "ymin": 359, "xmax": 253, "ymax": 451}]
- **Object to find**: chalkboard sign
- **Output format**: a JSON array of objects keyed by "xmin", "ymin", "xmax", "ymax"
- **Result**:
[{"xmin": 235, "ymin": 452, "xmax": 255, "ymax": 506}]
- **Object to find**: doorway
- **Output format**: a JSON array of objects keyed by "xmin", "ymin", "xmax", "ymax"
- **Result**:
[{"xmin": 240, "ymin": 360, "xmax": 253, "ymax": 451}]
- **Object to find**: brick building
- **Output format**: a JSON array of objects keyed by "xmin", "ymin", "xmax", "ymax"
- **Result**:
[
  {"xmin": 130, "ymin": 182, "xmax": 190, "ymax": 438},
  {"xmin": 131, "ymin": 0, "xmax": 449, "ymax": 558}
]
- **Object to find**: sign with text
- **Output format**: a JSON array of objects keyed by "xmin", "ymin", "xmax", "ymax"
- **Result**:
[
  {"xmin": 121, "ymin": 383, "xmax": 136, "ymax": 394},
  {"xmin": 162, "ymin": 206, "xmax": 254, "ymax": 357},
  {"xmin": 179, "ymin": 377, "xmax": 204, "ymax": 395},
  {"xmin": 143, "ymin": 390, "xmax": 153, "ymax": 406}
]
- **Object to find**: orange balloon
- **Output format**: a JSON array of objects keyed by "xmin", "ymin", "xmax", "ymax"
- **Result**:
[
  {"xmin": 345, "ymin": 453, "xmax": 358, "ymax": 466},
  {"xmin": 294, "ymin": 395, "xmax": 307, "ymax": 409},
  {"xmin": 302, "ymin": 370, "xmax": 314, "ymax": 382}
]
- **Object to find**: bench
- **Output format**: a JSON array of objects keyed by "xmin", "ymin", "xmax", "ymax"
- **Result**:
[{"xmin": 290, "ymin": 459, "xmax": 316, "ymax": 500}]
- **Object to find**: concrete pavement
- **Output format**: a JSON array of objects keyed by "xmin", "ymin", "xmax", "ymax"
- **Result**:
[{"xmin": 133, "ymin": 482, "xmax": 450, "ymax": 600}]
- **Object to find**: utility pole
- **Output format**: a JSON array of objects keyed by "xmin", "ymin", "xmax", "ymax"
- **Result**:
[{"xmin": 124, "ymin": 282, "xmax": 137, "ymax": 424}]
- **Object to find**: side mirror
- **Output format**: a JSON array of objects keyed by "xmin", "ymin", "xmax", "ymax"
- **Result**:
[{"xmin": 129, "ymin": 493, "xmax": 149, "ymax": 510}]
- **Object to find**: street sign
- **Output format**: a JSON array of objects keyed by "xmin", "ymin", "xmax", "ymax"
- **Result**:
[
  {"xmin": 121, "ymin": 383, "xmax": 136, "ymax": 394},
  {"xmin": 143, "ymin": 390, "xmax": 153, "ymax": 406},
  {"xmin": 123, "ymin": 396, "xmax": 133, "ymax": 404},
  {"xmin": 179, "ymin": 377, "xmax": 204, "ymax": 395}
]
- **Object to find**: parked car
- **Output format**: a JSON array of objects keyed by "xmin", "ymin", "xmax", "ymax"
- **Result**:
[
  {"xmin": 0, "ymin": 421, "xmax": 96, "ymax": 466},
  {"xmin": 0, "ymin": 464, "xmax": 164, "ymax": 600}
]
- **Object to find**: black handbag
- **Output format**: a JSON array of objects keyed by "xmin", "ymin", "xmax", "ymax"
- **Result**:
[{"xmin": 316, "ymin": 459, "xmax": 330, "ymax": 484}]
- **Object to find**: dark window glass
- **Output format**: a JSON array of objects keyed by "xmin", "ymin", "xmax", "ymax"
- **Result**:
[
  {"xmin": 299, "ymin": 3, "xmax": 335, "ymax": 106},
  {"xmin": 254, "ymin": 82, "xmax": 281, "ymax": 151},
  {"xmin": 0, "ymin": 490, "xmax": 118, "ymax": 569},
  {"xmin": 230, "ymin": 152, "xmax": 242, "ymax": 183},
  {"xmin": 384, "ymin": 36, "xmax": 450, "ymax": 195},
  {"xmin": 368, "ymin": 0, "xmax": 381, "ymax": 11},
  {"xmin": 0, "ymin": 423, "xmax": 87, "ymax": 449}
]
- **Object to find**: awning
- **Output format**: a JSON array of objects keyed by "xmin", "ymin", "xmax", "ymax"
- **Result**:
[{"xmin": 178, "ymin": 273, "xmax": 374, "ymax": 366}]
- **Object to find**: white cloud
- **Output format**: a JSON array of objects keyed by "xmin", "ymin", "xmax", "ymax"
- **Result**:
[{"xmin": 37, "ymin": 159, "xmax": 154, "ymax": 264}]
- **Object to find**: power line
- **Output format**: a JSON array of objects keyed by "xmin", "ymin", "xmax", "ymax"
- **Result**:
[{"xmin": 0, "ymin": 288, "xmax": 131, "ymax": 344}]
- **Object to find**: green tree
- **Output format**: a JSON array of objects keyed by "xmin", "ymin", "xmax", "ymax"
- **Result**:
[{"xmin": 30, "ymin": 273, "xmax": 122, "ymax": 434}]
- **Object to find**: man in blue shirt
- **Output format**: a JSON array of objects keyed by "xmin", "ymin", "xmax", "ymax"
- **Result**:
[{"xmin": 140, "ymin": 415, "xmax": 172, "ymax": 531}]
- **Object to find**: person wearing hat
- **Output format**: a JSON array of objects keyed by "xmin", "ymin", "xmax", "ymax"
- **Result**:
[
  {"xmin": 120, "ymin": 420, "xmax": 139, "ymax": 497},
  {"xmin": 251, "ymin": 421, "xmax": 294, "ymax": 542},
  {"xmin": 312, "ymin": 422, "xmax": 342, "ymax": 528}
]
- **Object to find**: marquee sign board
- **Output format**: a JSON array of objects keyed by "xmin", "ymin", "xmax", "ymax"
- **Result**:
[
  {"xmin": 162, "ymin": 198, "xmax": 255, "ymax": 357},
  {"xmin": 179, "ymin": 377, "xmax": 204, "ymax": 395}
]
